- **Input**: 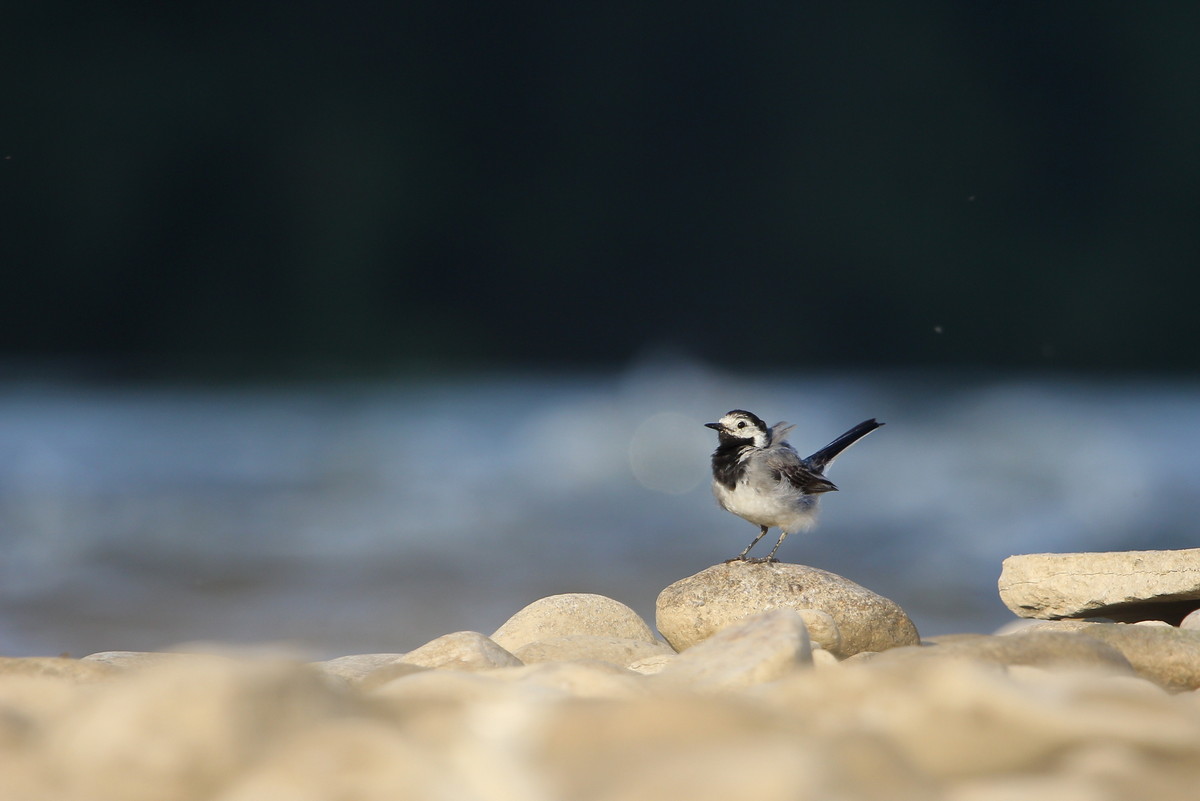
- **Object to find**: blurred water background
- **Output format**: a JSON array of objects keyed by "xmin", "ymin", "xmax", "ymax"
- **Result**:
[
  {"xmin": 4, "ymin": 5, "xmax": 1200, "ymax": 657},
  {"xmin": 2, "ymin": 361, "xmax": 1196, "ymax": 658}
]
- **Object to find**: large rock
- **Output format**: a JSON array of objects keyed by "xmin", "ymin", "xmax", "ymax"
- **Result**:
[
  {"xmin": 655, "ymin": 609, "xmax": 812, "ymax": 692},
  {"xmin": 656, "ymin": 562, "xmax": 919, "ymax": 658},
  {"xmin": 999, "ymin": 548, "xmax": 1200, "ymax": 623},
  {"xmin": 491, "ymin": 593, "xmax": 657, "ymax": 653}
]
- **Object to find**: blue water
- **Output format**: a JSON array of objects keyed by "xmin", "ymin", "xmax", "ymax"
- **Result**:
[{"xmin": 1, "ymin": 361, "xmax": 1197, "ymax": 658}]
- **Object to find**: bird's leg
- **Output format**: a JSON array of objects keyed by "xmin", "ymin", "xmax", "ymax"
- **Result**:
[
  {"xmin": 726, "ymin": 525, "xmax": 770, "ymax": 562},
  {"xmin": 762, "ymin": 530, "xmax": 789, "ymax": 563}
]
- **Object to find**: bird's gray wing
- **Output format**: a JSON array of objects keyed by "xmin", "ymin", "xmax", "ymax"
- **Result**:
[{"xmin": 765, "ymin": 446, "xmax": 839, "ymax": 494}]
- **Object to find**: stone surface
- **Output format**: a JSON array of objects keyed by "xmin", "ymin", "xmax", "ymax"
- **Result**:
[
  {"xmin": 514, "ymin": 635, "xmax": 675, "ymax": 667},
  {"xmin": 1181, "ymin": 607, "xmax": 1200, "ymax": 631},
  {"xmin": 761, "ymin": 655, "xmax": 1200, "ymax": 782},
  {"xmin": 490, "ymin": 593, "xmax": 657, "ymax": 653},
  {"xmin": 626, "ymin": 654, "xmax": 676, "ymax": 675},
  {"xmin": 215, "ymin": 718, "xmax": 445, "ymax": 801},
  {"xmin": 368, "ymin": 665, "xmax": 526, "ymax": 703},
  {"xmin": 811, "ymin": 647, "xmax": 840, "ymax": 668},
  {"xmin": 865, "ymin": 632, "xmax": 1135, "ymax": 675},
  {"xmin": 83, "ymin": 651, "xmax": 205, "ymax": 670},
  {"xmin": 999, "ymin": 548, "xmax": 1200, "ymax": 623},
  {"xmin": 655, "ymin": 608, "xmax": 812, "ymax": 692},
  {"xmin": 492, "ymin": 660, "xmax": 651, "ymax": 699},
  {"xmin": 793, "ymin": 608, "xmax": 843, "ymax": 654},
  {"xmin": 7, "ymin": 634, "xmax": 1200, "ymax": 799},
  {"xmin": 1017, "ymin": 620, "xmax": 1200, "ymax": 691},
  {"xmin": 43, "ymin": 655, "xmax": 348, "ymax": 801},
  {"xmin": 312, "ymin": 653, "xmax": 409, "ymax": 683},
  {"xmin": 534, "ymin": 694, "xmax": 933, "ymax": 801},
  {"xmin": 400, "ymin": 631, "xmax": 522, "ymax": 671},
  {"xmin": 0, "ymin": 656, "xmax": 118, "ymax": 682},
  {"xmin": 656, "ymin": 561, "xmax": 919, "ymax": 658}
]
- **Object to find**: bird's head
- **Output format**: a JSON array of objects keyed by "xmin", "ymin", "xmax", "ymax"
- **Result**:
[{"xmin": 704, "ymin": 409, "xmax": 770, "ymax": 448}]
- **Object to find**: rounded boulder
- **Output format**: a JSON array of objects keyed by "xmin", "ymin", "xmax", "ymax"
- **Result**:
[{"xmin": 656, "ymin": 562, "xmax": 919, "ymax": 658}]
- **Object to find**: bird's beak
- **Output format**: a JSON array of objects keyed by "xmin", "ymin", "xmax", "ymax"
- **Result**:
[{"xmin": 704, "ymin": 422, "xmax": 722, "ymax": 431}]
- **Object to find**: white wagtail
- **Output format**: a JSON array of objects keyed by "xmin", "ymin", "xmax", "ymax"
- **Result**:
[{"xmin": 704, "ymin": 410, "xmax": 883, "ymax": 562}]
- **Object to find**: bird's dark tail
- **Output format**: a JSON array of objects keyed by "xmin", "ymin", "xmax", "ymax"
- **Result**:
[{"xmin": 805, "ymin": 419, "xmax": 884, "ymax": 472}]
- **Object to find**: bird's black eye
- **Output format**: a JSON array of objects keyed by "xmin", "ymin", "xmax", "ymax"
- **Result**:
[{"xmin": 736, "ymin": 421, "xmax": 746, "ymax": 429}]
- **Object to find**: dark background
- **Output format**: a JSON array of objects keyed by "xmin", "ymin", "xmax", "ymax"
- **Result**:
[{"xmin": 3, "ymin": 2, "xmax": 1198, "ymax": 378}]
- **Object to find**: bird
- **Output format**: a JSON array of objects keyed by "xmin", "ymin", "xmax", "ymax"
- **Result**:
[{"xmin": 704, "ymin": 409, "xmax": 883, "ymax": 563}]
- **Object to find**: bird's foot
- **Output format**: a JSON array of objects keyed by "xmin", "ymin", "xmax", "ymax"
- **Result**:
[
  {"xmin": 723, "ymin": 555, "xmax": 749, "ymax": 563},
  {"xmin": 745, "ymin": 556, "xmax": 779, "ymax": 564}
]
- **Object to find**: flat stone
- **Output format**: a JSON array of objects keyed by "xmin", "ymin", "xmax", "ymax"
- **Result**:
[
  {"xmin": 655, "ymin": 609, "xmax": 812, "ymax": 692},
  {"xmin": 656, "ymin": 562, "xmax": 919, "ymax": 658},
  {"xmin": 491, "ymin": 593, "xmax": 657, "ymax": 653},
  {"xmin": 1018, "ymin": 620, "xmax": 1200, "ymax": 691},
  {"xmin": 999, "ymin": 549, "xmax": 1200, "ymax": 623},
  {"xmin": 400, "ymin": 631, "xmax": 522, "ymax": 671},
  {"xmin": 514, "ymin": 635, "xmax": 675, "ymax": 667}
]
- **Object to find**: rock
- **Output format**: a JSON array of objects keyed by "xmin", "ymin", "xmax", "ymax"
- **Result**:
[
  {"xmin": 999, "ymin": 549, "xmax": 1200, "ymax": 623},
  {"xmin": 82, "ymin": 651, "xmax": 199, "ymax": 670},
  {"xmin": 400, "ymin": 631, "xmax": 522, "ymax": 671},
  {"xmin": 533, "ymin": 693, "xmax": 932, "ymax": 801},
  {"xmin": 43, "ymin": 656, "xmax": 349, "ymax": 801},
  {"xmin": 312, "ymin": 654, "xmax": 432, "ymax": 690},
  {"xmin": 811, "ymin": 648, "xmax": 840, "ymax": 669},
  {"xmin": 312, "ymin": 653, "xmax": 409, "ymax": 683},
  {"xmin": 357, "ymin": 662, "xmax": 430, "ymax": 691},
  {"xmin": 11, "ymin": 630, "xmax": 1200, "ymax": 800},
  {"xmin": 794, "ymin": 609, "xmax": 843, "ymax": 654},
  {"xmin": 866, "ymin": 632, "xmax": 1134, "ymax": 674},
  {"xmin": 1018, "ymin": 620, "xmax": 1200, "ymax": 691},
  {"xmin": 655, "ymin": 609, "xmax": 812, "ymax": 692},
  {"xmin": 0, "ymin": 656, "xmax": 118, "ymax": 683},
  {"xmin": 760, "ymin": 655, "xmax": 1200, "ymax": 782},
  {"xmin": 513, "ymin": 635, "xmax": 675, "ymax": 667},
  {"xmin": 490, "ymin": 593, "xmax": 657, "ymax": 653},
  {"xmin": 626, "ymin": 654, "xmax": 676, "ymax": 675},
  {"xmin": 1183, "ymin": 608, "xmax": 1200, "ymax": 631},
  {"xmin": 493, "ymin": 660, "xmax": 650, "ymax": 699},
  {"xmin": 215, "ymin": 719, "xmax": 446, "ymax": 801},
  {"xmin": 656, "ymin": 562, "xmax": 918, "ymax": 658},
  {"xmin": 369, "ymin": 666, "xmax": 524, "ymax": 703}
]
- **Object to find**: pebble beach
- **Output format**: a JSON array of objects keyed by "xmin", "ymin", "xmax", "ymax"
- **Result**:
[{"xmin": 4, "ymin": 549, "xmax": 1200, "ymax": 800}]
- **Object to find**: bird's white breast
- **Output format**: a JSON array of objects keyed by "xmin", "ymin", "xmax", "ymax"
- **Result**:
[{"xmin": 712, "ymin": 476, "xmax": 819, "ymax": 534}]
